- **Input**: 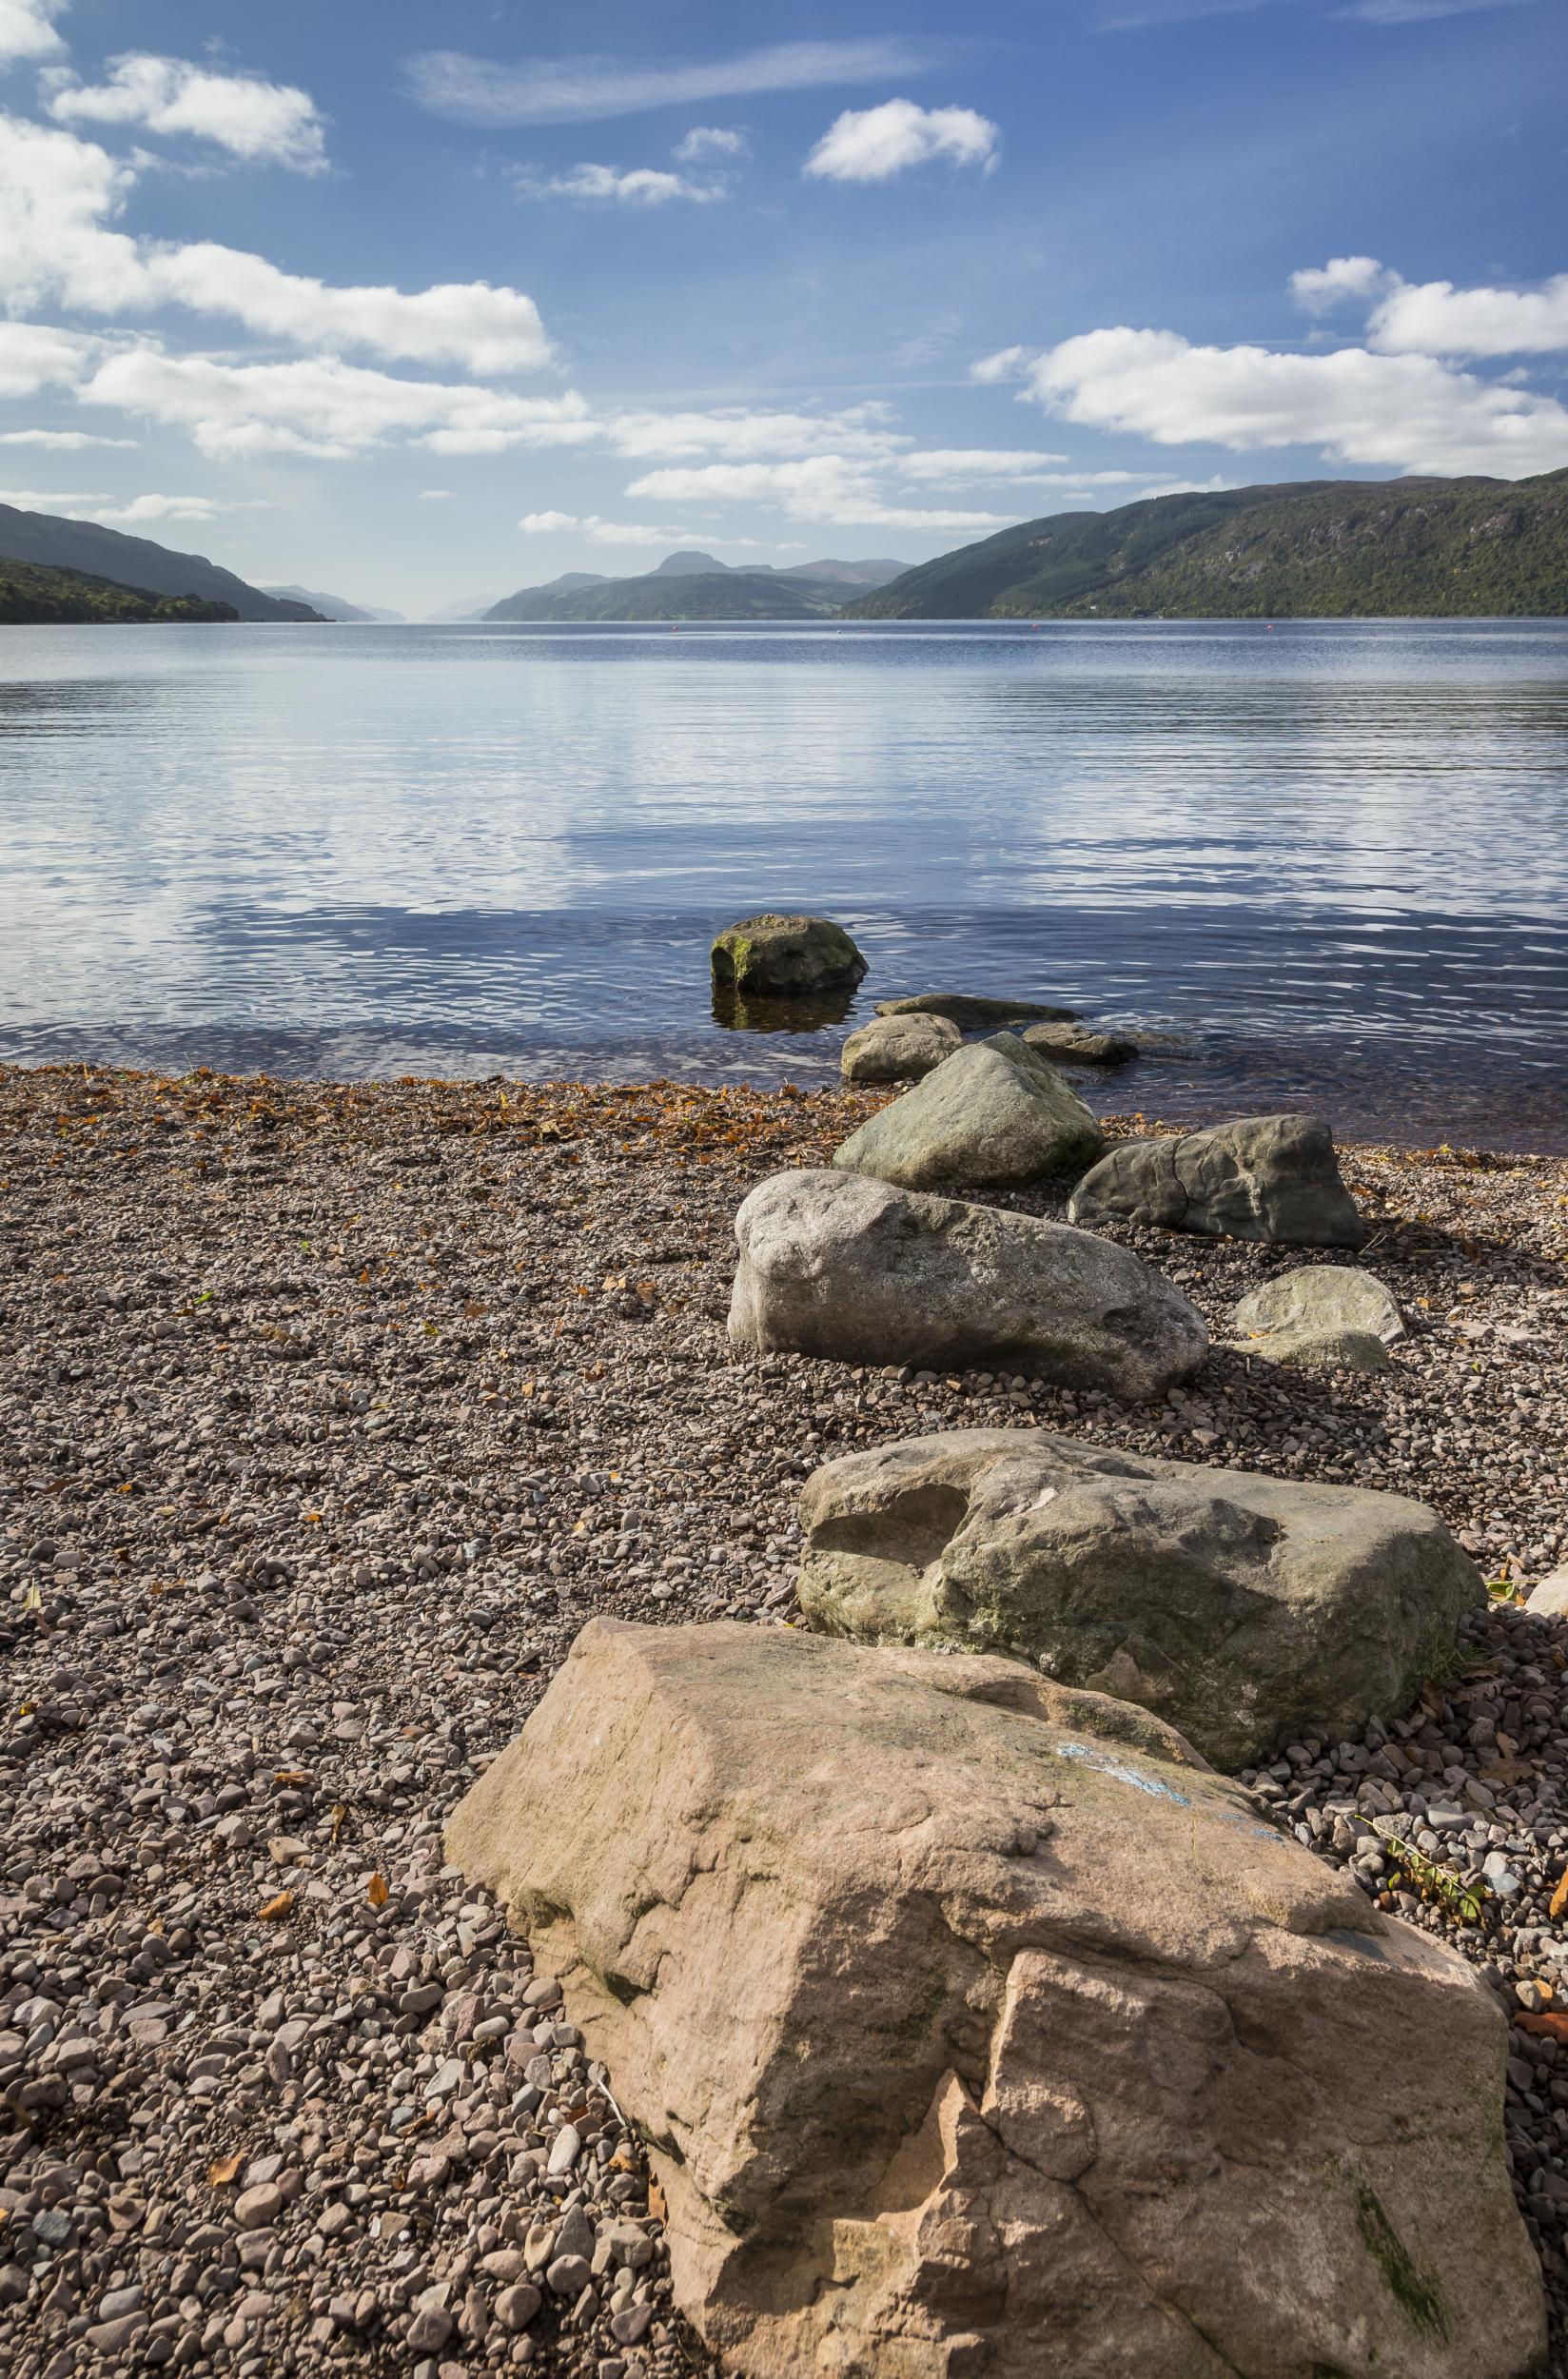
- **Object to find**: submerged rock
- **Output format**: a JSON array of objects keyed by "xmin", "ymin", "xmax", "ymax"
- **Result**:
[
  {"xmin": 874, "ymin": 991, "xmax": 1078, "ymax": 1028},
  {"xmin": 1019, "ymin": 1020, "xmax": 1138, "ymax": 1067},
  {"xmin": 1069, "ymin": 1113, "xmax": 1365, "ymax": 1248},
  {"xmin": 839, "ymin": 1012, "xmax": 959, "ymax": 1083},
  {"xmin": 447, "ymin": 1617, "xmax": 1544, "ymax": 2379},
  {"xmin": 711, "ymin": 913, "xmax": 867, "ymax": 997},
  {"xmin": 796, "ymin": 1426, "xmax": 1485, "ymax": 1767},
  {"xmin": 833, "ymin": 1033, "xmax": 1105, "ymax": 1191},
  {"xmin": 729, "ymin": 1169, "xmax": 1206, "ymax": 1397}
]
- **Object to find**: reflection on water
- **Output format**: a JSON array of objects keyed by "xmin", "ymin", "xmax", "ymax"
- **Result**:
[{"xmin": 0, "ymin": 617, "xmax": 1564, "ymax": 1150}]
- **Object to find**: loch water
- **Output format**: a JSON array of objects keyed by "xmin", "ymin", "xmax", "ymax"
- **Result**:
[{"xmin": 0, "ymin": 615, "xmax": 1564, "ymax": 1150}]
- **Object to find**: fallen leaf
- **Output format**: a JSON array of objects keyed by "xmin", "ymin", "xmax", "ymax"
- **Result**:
[
  {"xmin": 366, "ymin": 1872, "xmax": 389, "ymax": 1909},
  {"xmin": 330, "ymin": 1803, "xmax": 348, "ymax": 1844},
  {"xmin": 1517, "ymin": 2013, "xmax": 1568, "ymax": 2044},
  {"xmin": 647, "ymin": 2176, "xmax": 668, "ymax": 2222},
  {"xmin": 1551, "ymin": 1872, "xmax": 1568, "ymax": 1923},
  {"xmin": 259, "ymin": 1891, "xmax": 295, "ymax": 1922},
  {"xmin": 207, "ymin": 2153, "xmax": 244, "ymax": 2187}
]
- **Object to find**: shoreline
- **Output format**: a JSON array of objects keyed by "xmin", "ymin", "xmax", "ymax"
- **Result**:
[{"xmin": 2, "ymin": 1061, "xmax": 1566, "ymax": 2376}]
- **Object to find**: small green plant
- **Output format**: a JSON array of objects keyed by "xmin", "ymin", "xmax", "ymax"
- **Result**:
[{"xmin": 1382, "ymin": 1834, "xmax": 1485, "ymax": 1926}]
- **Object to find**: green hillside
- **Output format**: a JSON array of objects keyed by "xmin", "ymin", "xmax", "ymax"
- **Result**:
[
  {"xmin": 846, "ymin": 470, "xmax": 1568, "ymax": 619},
  {"xmin": 488, "ymin": 569, "xmax": 840, "ymax": 622},
  {"xmin": 0, "ymin": 558, "xmax": 240, "ymax": 624}
]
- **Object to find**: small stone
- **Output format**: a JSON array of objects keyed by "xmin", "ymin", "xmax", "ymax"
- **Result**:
[
  {"xmin": 233, "ymin": 2184, "xmax": 283, "ymax": 2232},
  {"xmin": 545, "ymin": 2253, "xmax": 591, "ymax": 2298},
  {"xmin": 495, "ymin": 2284, "xmax": 541, "ymax": 2333}
]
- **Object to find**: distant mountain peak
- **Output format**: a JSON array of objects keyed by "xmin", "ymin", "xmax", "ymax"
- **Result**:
[{"xmin": 651, "ymin": 550, "xmax": 731, "ymax": 577}]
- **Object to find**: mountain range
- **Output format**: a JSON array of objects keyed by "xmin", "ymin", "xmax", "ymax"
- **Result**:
[
  {"xmin": 483, "ymin": 551, "xmax": 908, "ymax": 622},
  {"xmin": 263, "ymin": 584, "xmax": 404, "ymax": 623},
  {"xmin": 848, "ymin": 471, "xmax": 1568, "ymax": 620},
  {"xmin": 0, "ymin": 557, "xmax": 239, "ymax": 625},
  {"xmin": 0, "ymin": 502, "xmax": 322, "ymax": 622}
]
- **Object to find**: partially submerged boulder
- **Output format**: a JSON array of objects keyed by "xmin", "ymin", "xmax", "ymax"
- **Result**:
[
  {"xmin": 797, "ymin": 1427, "xmax": 1484, "ymax": 1766},
  {"xmin": 729, "ymin": 1170, "xmax": 1206, "ymax": 1397},
  {"xmin": 711, "ymin": 913, "xmax": 867, "ymax": 997},
  {"xmin": 1069, "ymin": 1113, "xmax": 1365, "ymax": 1248},
  {"xmin": 840, "ymin": 1012, "xmax": 959, "ymax": 1084},
  {"xmin": 834, "ymin": 1033, "xmax": 1104, "ymax": 1191},
  {"xmin": 448, "ymin": 1618, "xmax": 1543, "ymax": 2379},
  {"xmin": 874, "ymin": 992, "xmax": 1078, "ymax": 1028},
  {"xmin": 1019, "ymin": 1020, "xmax": 1137, "ymax": 1067}
]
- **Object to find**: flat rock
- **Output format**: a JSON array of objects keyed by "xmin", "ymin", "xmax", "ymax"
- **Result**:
[
  {"xmin": 796, "ymin": 1427, "xmax": 1485, "ymax": 1766},
  {"xmin": 1233, "ymin": 1260, "xmax": 1403, "ymax": 1344},
  {"xmin": 711, "ymin": 914, "xmax": 867, "ymax": 997},
  {"xmin": 1069, "ymin": 1113, "xmax": 1365, "ymax": 1248},
  {"xmin": 839, "ymin": 1013, "xmax": 959, "ymax": 1084},
  {"xmin": 1224, "ymin": 1323, "xmax": 1393, "ymax": 1372},
  {"xmin": 874, "ymin": 992, "xmax": 1079, "ymax": 1028},
  {"xmin": 447, "ymin": 1618, "xmax": 1543, "ymax": 2379},
  {"xmin": 833, "ymin": 1033, "xmax": 1105, "ymax": 1191},
  {"xmin": 729, "ymin": 1170, "xmax": 1206, "ymax": 1398},
  {"xmin": 1019, "ymin": 1021, "xmax": 1138, "ymax": 1067},
  {"xmin": 1526, "ymin": 1569, "xmax": 1568, "ymax": 1618}
]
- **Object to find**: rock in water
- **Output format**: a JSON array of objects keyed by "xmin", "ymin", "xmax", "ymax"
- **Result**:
[
  {"xmin": 840, "ymin": 1012, "xmax": 959, "ymax": 1084},
  {"xmin": 1019, "ymin": 1020, "xmax": 1138, "ymax": 1067},
  {"xmin": 729, "ymin": 1170, "xmax": 1206, "ymax": 1397},
  {"xmin": 796, "ymin": 1427, "xmax": 1484, "ymax": 1766},
  {"xmin": 1068, "ymin": 1113, "xmax": 1365, "ymax": 1248},
  {"xmin": 833, "ymin": 1033, "xmax": 1105, "ymax": 1191},
  {"xmin": 1232, "ymin": 1263, "xmax": 1405, "ymax": 1345},
  {"xmin": 711, "ymin": 913, "xmax": 867, "ymax": 997},
  {"xmin": 447, "ymin": 1619, "xmax": 1544, "ymax": 2379},
  {"xmin": 874, "ymin": 992, "xmax": 1079, "ymax": 1027}
]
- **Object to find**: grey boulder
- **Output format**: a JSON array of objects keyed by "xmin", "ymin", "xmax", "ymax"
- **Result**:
[
  {"xmin": 1069, "ymin": 1113, "xmax": 1365, "ymax": 1248},
  {"xmin": 874, "ymin": 991, "xmax": 1078, "ymax": 1028},
  {"xmin": 839, "ymin": 1012, "xmax": 959, "ymax": 1084},
  {"xmin": 1019, "ymin": 1020, "xmax": 1138, "ymax": 1067},
  {"xmin": 729, "ymin": 1169, "xmax": 1206, "ymax": 1398},
  {"xmin": 1232, "ymin": 1264, "xmax": 1405, "ymax": 1346},
  {"xmin": 834, "ymin": 1032, "xmax": 1105, "ymax": 1191},
  {"xmin": 710, "ymin": 913, "xmax": 867, "ymax": 997},
  {"xmin": 797, "ymin": 1426, "xmax": 1485, "ymax": 1767}
]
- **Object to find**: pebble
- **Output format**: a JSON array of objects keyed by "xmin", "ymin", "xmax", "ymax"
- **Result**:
[{"xmin": 0, "ymin": 1066, "xmax": 1562, "ymax": 2379}]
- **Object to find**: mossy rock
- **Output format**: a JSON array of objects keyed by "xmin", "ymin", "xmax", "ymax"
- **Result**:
[{"xmin": 711, "ymin": 913, "xmax": 868, "ymax": 997}]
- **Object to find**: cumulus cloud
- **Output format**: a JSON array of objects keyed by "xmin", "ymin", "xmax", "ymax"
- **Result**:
[
  {"xmin": 894, "ymin": 447, "xmax": 1072, "ymax": 482},
  {"xmin": 403, "ymin": 38, "xmax": 931, "ymax": 127},
  {"xmin": 0, "ymin": 427, "xmax": 136, "ymax": 446},
  {"xmin": 0, "ymin": 318, "xmax": 99, "ymax": 396},
  {"xmin": 0, "ymin": 113, "xmax": 553, "ymax": 373},
  {"xmin": 519, "ymin": 511, "xmax": 773, "ymax": 548},
  {"xmin": 1289, "ymin": 255, "xmax": 1396, "ymax": 313},
  {"xmin": 1369, "ymin": 272, "xmax": 1568, "ymax": 359},
  {"xmin": 510, "ymin": 161, "xmax": 724, "ymax": 206},
  {"xmin": 804, "ymin": 99, "xmax": 998, "ymax": 184},
  {"xmin": 1019, "ymin": 325, "xmax": 1568, "ymax": 478},
  {"xmin": 0, "ymin": 0, "xmax": 66, "ymax": 66},
  {"xmin": 44, "ymin": 54, "xmax": 328, "ymax": 172},
  {"xmin": 78, "ymin": 348, "xmax": 596, "ymax": 461},
  {"xmin": 674, "ymin": 125, "xmax": 747, "ymax": 162},
  {"xmin": 624, "ymin": 456, "xmax": 1011, "ymax": 529}
]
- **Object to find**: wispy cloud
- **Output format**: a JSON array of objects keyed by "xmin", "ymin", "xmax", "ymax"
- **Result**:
[
  {"xmin": 674, "ymin": 125, "xmax": 747, "ymax": 163},
  {"xmin": 1338, "ymin": 0, "xmax": 1535, "ymax": 22},
  {"xmin": 509, "ymin": 161, "xmax": 726, "ymax": 206},
  {"xmin": 519, "ymin": 511, "xmax": 773, "ymax": 548},
  {"xmin": 0, "ymin": 426, "xmax": 136, "ymax": 448},
  {"xmin": 402, "ymin": 38, "xmax": 934, "ymax": 128}
]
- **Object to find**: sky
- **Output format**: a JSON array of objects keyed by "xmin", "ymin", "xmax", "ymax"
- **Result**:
[{"xmin": 0, "ymin": 0, "xmax": 1562, "ymax": 616}]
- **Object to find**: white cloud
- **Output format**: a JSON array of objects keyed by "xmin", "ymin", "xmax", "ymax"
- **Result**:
[
  {"xmin": 0, "ymin": 0, "xmax": 66, "ymax": 67},
  {"xmin": 0, "ymin": 485, "xmax": 251, "ymax": 524},
  {"xmin": 1340, "ymin": 0, "xmax": 1533, "ymax": 21},
  {"xmin": 0, "ymin": 485, "xmax": 108, "ymax": 505},
  {"xmin": 403, "ymin": 38, "xmax": 932, "ymax": 127},
  {"xmin": 674, "ymin": 125, "xmax": 747, "ymax": 162},
  {"xmin": 970, "ymin": 344, "xmax": 1031, "ymax": 383},
  {"xmin": 1369, "ymin": 272, "xmax": 1568, "ymax": 359},
  {"xmin": 1020, "ymin": 325, "xmax": 1568, "ymax": 478},
  {"xmin": 510, "ymin": 161, "xmax": 724, "ymax": 206},
  {"xmin": 0, "ymin": 319, "xmax": 99, "ymax": 396},
  {"xmin": 44, "ymin": 54, "xmax": 328, "ymax": 173},
  {"xmin": 0, "ymin": 113, "xmax": 553, "ymax": 373},
  {"xmin": 0, "ymin": 427, "xmax": 137, "ymax": 447},
  {"xmin": 1289, "ymin": 255, "xmax": 1395, "ymax": 314},
  {"xmin": 519, "ymin": 511, "xmax": 578, "ymax": 534},
  {"xmin": 519, "ymin": 511, "xmax": 772, "ymax": 548},
  {"xmin": 79, "ymin": 347, "xmax": 596, "ymax": 461},
  {"xmin": 602, "ymin": 403, "xmax": 904, "ymax": 462},
  {"xmin": 624, "ymin": 456, "xmax": 1011, "ymax": 529},
  {"xmin": 804, "ymin": 99, "xmax": 998, "ymax": 184},
  {"xmin": 894, "ymin": 447, "xmax": 1073, "ymax": 482},
  {"xmin": 418, "ymin": 487, "xmax": 453, "ymax": 500}
]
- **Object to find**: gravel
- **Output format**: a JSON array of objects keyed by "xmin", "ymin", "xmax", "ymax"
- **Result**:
[{"xmin": 1, "ymin": 1061, "xmax": 1565, "ymax": 2375}]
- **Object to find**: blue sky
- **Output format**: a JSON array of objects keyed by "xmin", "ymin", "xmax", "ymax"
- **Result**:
[{"xmin": 0, "ymin": 0, "xmax": 1562, "ymax": 613}]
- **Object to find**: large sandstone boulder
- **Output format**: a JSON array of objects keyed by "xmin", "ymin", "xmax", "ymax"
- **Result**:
[
  {"xmin": 797, "ymin": 1428, "xmax": 1484, "ymax": 1766},
  {"xmin": 729, "ymin": 1170, "xmax": 1206, "ymax": 1397},
  {"xmin": 1069, "ymin": 1113, "xmax": 1365, "ymax": 1248},
  {"xmin": 447, "ymin": 1619, "xmax": 1543, "ymax": 2379},
  {"xmin": 875, "ymin": 992, "xmax": 1078, "ymax": 1028},
  {"xmin": 833, "ymin": 1033, "xmax": 1104, "ymax": 1191},
  {"xmin": 711, "ymin": 913, "xmax": 867, "ymax": 997},
  {"xmin": 840, "ymin": 1012, "xmax": 959, "ymax": 1084}
]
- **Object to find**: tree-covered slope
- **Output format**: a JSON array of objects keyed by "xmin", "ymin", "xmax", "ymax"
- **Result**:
[
  {"xmin": 846, "ymin": 471, "xmax": 1568, "ymax": 619},
  {"xmin": 0, "ymin": 501, "xmax": 321, "ymax": 622},
  {"xmin": 0, "ymin": 558, "xmax": 239, "ymax": 624},
  {"xmin": 487, "ymin": 570, "xmax": 837, "ymax": 622}
]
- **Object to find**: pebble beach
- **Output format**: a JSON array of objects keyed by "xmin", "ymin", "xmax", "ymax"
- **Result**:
[{"xmin": 3, "ymin": 1058, "xmax": 1567, "ymax": 2379}]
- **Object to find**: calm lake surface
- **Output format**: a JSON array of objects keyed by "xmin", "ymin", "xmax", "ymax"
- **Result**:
[{"xmin": 1, "ymin": 617, "xmax": 1565, "ymax": 1150}]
